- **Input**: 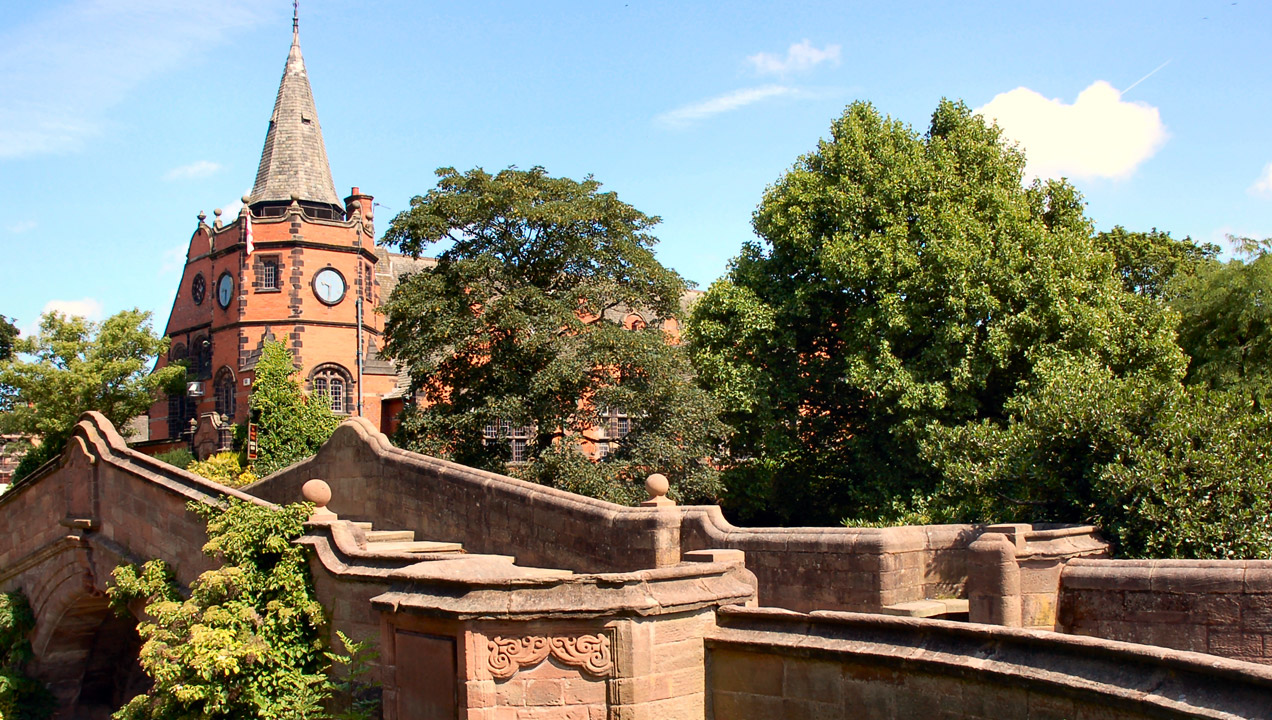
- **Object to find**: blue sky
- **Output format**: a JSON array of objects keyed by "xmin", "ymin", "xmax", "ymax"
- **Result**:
[{"xmin": 1, "ymin": 0, "xmax": 1269, "ymax": 336}]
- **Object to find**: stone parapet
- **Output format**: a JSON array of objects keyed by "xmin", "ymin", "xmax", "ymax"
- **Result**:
[
  {"xmin": 706, "ymin": 605, "xmax": 1272, "ymax": 719},
  {"xmin": 1059, "ymin": 558, "xmax": 1272, "ymax": 665}
]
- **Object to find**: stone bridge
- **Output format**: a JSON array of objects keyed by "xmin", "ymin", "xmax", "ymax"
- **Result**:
[{"xmin": 3, "ymin": 412, "xmax": 1271, "ymax": 719}]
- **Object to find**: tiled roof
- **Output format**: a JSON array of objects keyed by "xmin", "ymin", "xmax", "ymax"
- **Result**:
[{"xmin": 248, "ymin": 30, "xmax": 342, "ymax": 209}]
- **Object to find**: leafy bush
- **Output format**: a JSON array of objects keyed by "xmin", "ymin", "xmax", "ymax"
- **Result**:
[
  {"xmin": 249, "ymin": 341, "xmax": 340, "ymax": 477},
  {"xmin": 186, "ymin": 452, "xmax": 258, "ymax": 488},
  {"xmin": 108, "ymin": 499, "xmax": 373, "ymax": 720},
  {"xmin": 153, "ymin": 449, "xmax": 194, "ymax": 470},
  {"xmin": 0, "ymin": 591, "xmax": 54, "ymax": 720}
]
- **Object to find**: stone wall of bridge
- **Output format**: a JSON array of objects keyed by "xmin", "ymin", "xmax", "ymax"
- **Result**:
[
  {"xmin": 250, "ymin": 418, "xmax": 1107, "ymax": 623},
  {"xmin": 1058, "ymin": 558, "xmax": 1272, "ymax": 665}
]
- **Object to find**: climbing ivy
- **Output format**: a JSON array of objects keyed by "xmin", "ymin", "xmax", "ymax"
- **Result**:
[
  {"xmin": 108, "ymin": 499, "xmax": 374, "ymax": 720},
  {"xmin": 0, "ymin": 591, "xmax": 54, "ymax": 720}
]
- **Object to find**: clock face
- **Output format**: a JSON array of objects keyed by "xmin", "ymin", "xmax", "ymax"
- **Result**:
[
  {"xmin": 217, "ymin": 272, "xmax": 234, "ymax": 309},
  {"xmin": 313, "ymin": 267, "xmax": 347, "ymax": 305},
  {"xmin": 191, "ymin": 274, "xmax": 206, "ymax": 305}
]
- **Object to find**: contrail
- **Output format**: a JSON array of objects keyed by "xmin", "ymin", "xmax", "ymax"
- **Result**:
[{"xmin": 1122, "ymin": 59, "xmax": 1172, "ymax": 95}]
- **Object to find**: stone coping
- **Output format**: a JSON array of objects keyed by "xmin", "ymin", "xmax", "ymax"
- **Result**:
[
  {"xmin": 0, "ymin": 411, "xmax": 266, "ymax": 513},
  {"xmin": 301, "ymin": 520, "xmax": 757, "ymax": 619},
  {"xmin": 1062, "ymin": 558, "xmax": 1272, "ymax": 594},
  {"xmin": 711, "ymin": 605, "xmax": 1272, "ymax": 718}
]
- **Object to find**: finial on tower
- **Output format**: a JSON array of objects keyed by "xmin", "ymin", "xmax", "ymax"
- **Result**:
[{"xmin": 293, "ymin": 0, "xmax": 299, "ymax": 35}]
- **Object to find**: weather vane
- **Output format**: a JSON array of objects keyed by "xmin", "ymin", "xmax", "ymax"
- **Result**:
[{"xmin": 293, "ymin": 1, "xmax": 299, "ymax": 34}]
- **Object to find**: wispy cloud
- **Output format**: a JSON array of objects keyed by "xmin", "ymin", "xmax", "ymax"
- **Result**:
[
  {"xmin": 977, "ymin": 81, "xmax": 1168, "ymax": 180},
  {"xmin": 0, "ymin": 0, "xmax": 269, "ymax": 159},
  {"xmin": 1249, "ymin": 163, "xmax": 1272, "ymax": 198},
  {"xmin": 7, "ymin": 220, "xmax": 36, "ymax": 234},
  {"xmin": 656, "ymin": 85, "xmax": 795, "ymax": 128},
  {"xmin": 748, "ymin": 40, "xmax": 841, "ymax": 76},
  {"xmin": 163, "ymin": 160, "xmax": 222, "ymax": 181},
  {"xmin": 23, "ymin": 297, "xmax": 106, "ymax": 335}
]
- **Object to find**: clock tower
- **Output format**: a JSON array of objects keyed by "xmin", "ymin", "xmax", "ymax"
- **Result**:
[{"xmin": 147, "ymin": 22, "xmax": 400, "ymax": 453}]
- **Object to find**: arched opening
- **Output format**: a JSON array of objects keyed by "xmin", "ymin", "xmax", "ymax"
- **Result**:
[
  {"xmin": 34, "ymin": 592, "xmax": 147, "ymax": 719},
  {"xmin": 214, "ymin": 366, "xmax": 237, "ymax": 419},
  {"xmin": 310, "ymin": 364, "xmax": 352, "ymax": 415}
]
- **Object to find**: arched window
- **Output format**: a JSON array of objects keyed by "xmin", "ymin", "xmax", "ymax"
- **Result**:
[
  {"xmin": 193, "ymin": 336, "xmax": 213, "ymax": 379},
  {"xmin": 311, "ymin": 364, "xmax": 352, "ymax": 414},
  {"xmin": 214, "ymin": 367, "xmax": 236, "ymax": 418}
]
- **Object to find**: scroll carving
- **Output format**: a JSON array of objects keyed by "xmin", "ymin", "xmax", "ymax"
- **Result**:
[{"xmin": 488, "ymin": 633, "xmax": 613, "ymax": 679}]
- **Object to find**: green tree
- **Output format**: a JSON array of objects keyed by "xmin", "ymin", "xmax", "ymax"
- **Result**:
[
  {"xmin": 1095, "ymin": 226, "xmax": 1218, "ymax": 299},
  {"xmin": 248, "ymin": 340, "xmax": 341, "ymax": 477},
  {"xmin": 0, "ymin": 310, "xmax": 182, "ymax": 481},
  {"xmin": 923, "ymin": 357, "xmax": 1272, "ymax": 558},
  {"xmin": 109, "ymin": 500, "xmax": 332, "ymax": 720},
  {"xmin": 1171, "ymin": 237, "xmax": 1272, "ymax": 410},
  {"xmin": 381, "ymin": 166, "xmax": 727, "ymax": 505},
  {"xmin": 0, "ymin": 315, "xmax": 16, "ymax": 363},
  {"xmin": 0, "ymin": 591, "xmax": 54, "ymax": 720},
  {"xmin": 688, "ymin": 100, "xmax": 1185, "ymax": 526}
]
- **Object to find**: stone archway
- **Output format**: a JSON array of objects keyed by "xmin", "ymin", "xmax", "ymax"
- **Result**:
[{"xmin": 30, "ymin": 588, "xmax": 146, "ymax": 720}]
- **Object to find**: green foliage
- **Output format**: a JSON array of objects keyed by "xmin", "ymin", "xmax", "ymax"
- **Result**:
[
  {"xmin": 187, "ymin": 452, "xmax": 259, "ymax": 488},
  {"xmin": 0, "ymin": 316, "xmax": 16, "ymax": 363},
  {"xmin": 1095, "ymin": 226, "xmax": 1218, "ymax": 299},
  {"xmin": 323, "ymin": 632, "xmax": 380, "ymax": 720},
  {"xmin": 108, "ymin": 499, "xmax": 339, "ymax": 720},
  {"xmin": 382, "ymin": 166, "xmax": 728, "ymax": 504},
  {"xmin": 688, "ymin": 100, "xmax": 1185, "ymax": 526},
  {"xmin": 248, "ymin": 341, "xmax": 341, "ymax": 477},
  {"xmin": 923, "ymin": 357, "xmax": 1272, "ymax": 558},
  {"xmin": 0, "ymin": 591, "xmax": 54, "ymax": 720},
  {"xmin": 0, "ymin": 310, "xmax": 181, "ymax": 481},
  {"xmin": 1171, "ymin": 237, "xmax": 1272, "ymax": 411},
  {"xmin": 153, "ymin": 448, "xmax": 195, "ymax": 470}
]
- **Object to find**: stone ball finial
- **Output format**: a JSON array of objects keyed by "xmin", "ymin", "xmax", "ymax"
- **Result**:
[
  {"xmin": 213, "ymin": 208, "xmax": 222, "ymax": 217},
  {"xmin": 302, "ymin": 478, "xmax": 338, "ymax": 521},
  {"xmin": 241, "ymin": 194, "xmax": 251, "ymax": 204},
  {"xmin": 290, "ymin": 192, "xmax": 301, "ymax": 202},
  {"xmin": 641, "ymin": 473, "xmax": 675, "ymax": 508}
]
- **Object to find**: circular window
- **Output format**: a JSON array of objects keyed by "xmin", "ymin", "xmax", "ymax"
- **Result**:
[{"xmin": 191, "ymin": 273, "xmax": 206, "ymax": 305}]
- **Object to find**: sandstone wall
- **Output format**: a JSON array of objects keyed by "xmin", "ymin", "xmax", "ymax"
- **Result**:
[
  {"xmin": 1058, "ymin": 558, "xmax": 1272, "ymax": 665},
  {"xmin": 252, "ymin": 419, "xmax": 1107, "ymax": 618},
  {"xmin": 706, "ymin": 606, "xmax": 1272, "ymax": 719}
]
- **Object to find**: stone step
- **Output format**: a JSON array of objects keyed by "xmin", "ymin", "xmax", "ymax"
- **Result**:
[
  {"xmin": 366, "ymin": 540, "xmax": 464, "ymax": 554},
  {"xmin": 351, "ymin": 521, "xmax": 374, "ymax": 530},
  {"xmin": 366, "ymin": 530, "xmax": 415, "ymax": 543}
]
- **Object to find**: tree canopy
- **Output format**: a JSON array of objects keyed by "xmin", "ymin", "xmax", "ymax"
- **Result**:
[
  {"xmin": 0, "ymin": 315, "xmax": 16, "ymax": 363},
  {"xmin": 688, "ymin": 100, "xmax": 1186, "ymax": 527},
  {"xmin": 0, "ymin": 310, "xmax": 181, "ymax": 480},
  {"xmin": 381, "ymin": 166, "xmax": 727, "ymax": 505},
  {"xmin": 248, "ymin": 340, "xmax": 341, "ymax": 477},
  {"xmin": 1171, "ymin": 237, "xmax": 1272, "ymax": 410}
]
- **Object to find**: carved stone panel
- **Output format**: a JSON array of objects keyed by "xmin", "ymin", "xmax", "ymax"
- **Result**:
[{"xmin": 487, "ymin": 633, "xmax": 614, "ymax": 679}]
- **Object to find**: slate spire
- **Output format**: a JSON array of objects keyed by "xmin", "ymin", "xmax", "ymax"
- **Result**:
[{"xmin": 248, "ymin": 22, "xmax": 342, "ymax": 213}]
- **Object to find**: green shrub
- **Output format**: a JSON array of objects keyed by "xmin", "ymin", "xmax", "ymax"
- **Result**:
[
  {"xmin": 0, "ymin": 591, "xmax": 54, "ymax": 720},
  {"xmin": 153, "ymin": 449, "xmax": 194, "ymax": 470},
  {"xmin": 186, "ymin": 452, "xmax": 257, "ymax": 488}
]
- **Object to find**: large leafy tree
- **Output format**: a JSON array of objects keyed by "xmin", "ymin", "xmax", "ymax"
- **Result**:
[
  {"xmin": 381, "ymin": 166, "xmax": 727, "ymax": 505},
  {"xmin": 0, "ymin": 310, "xmax": 182, "ymax": 480},
  {"xmin": 0, "ymin": 315, "xmax": 16, "ymax": 362},
  {"xmin": 248, "ymin": 340, "xmax": 341, "ymax": 477},
  {"xmin": 688, "ymin": 100, "xmax": 1185, "ymax": 526},
  {"xmin": 1171, "ymin": 237, "xmax": 1272, "ymax": 410}
]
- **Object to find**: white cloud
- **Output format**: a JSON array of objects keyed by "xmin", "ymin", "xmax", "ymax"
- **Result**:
[
  {"xmin": 0, "ymin": 0, "xmax": 268, "ymax": 158},
  {"xmin": 976, "ymin": 81, "xmax": 1168, "ymax": 180},
  {"xmin": 1249, "ymin": 163, "xmax": 1272, "ymax": 197},
  {"xmin": 23, "ymin": 297, "xmax": 106, "ymax": 335},
  {"xmin": 41, "ymin": 298, "xmax": 104, "ymax": 321},
  {"xmin": 163, "ymin": 160, "xmax": 222, "ymax": 181},
  {"xmin": 656, "ymin": 85, "xmax": 795, "ymax": 128},
  {"xmin": 748, "ymin": 40, "xmax": 841, "ymax": 76},
  {"xmin": 7, "ymin": 220, "xmax": 36, "ymax": 234}
]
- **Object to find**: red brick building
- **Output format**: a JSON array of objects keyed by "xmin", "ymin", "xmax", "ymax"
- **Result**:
[{"xmin": 146, "ymin": 26, "xmax": 410, "ymax": 451}]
